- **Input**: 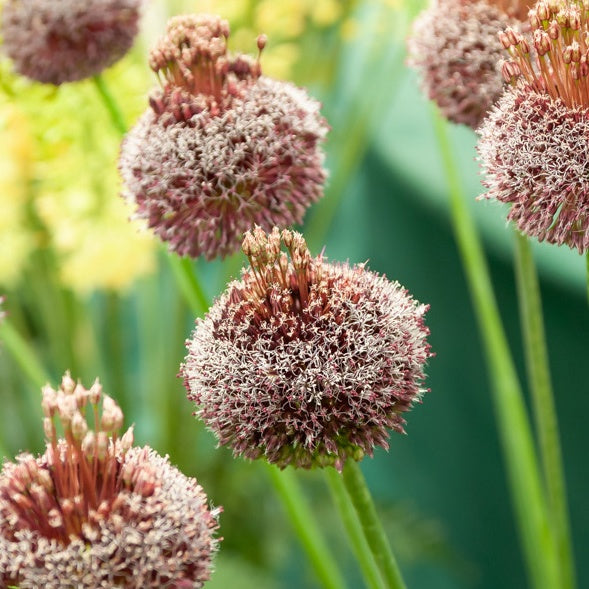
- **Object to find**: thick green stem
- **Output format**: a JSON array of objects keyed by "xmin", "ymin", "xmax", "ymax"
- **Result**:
[
  {"xmin": 93, "ymin": 74, "xmax": 127, "ymax": 135},
  {"xmin": 267, "ymin": 465, "xmax": 348, "ymax": 589},
  {"xmin": 0, "ymin": 321, "xmax": 50, "ymax": 389},
  {"xmin": 514, "ymin": 232, "xmax": 576, "ymax": 589},
  {"xmin": 326, "ymin": 468, "xmax": 386, "ymax": 589},
  {"xmin": 341, "ymin": 461, "xmax": 406, "ymax": 589},
  {"xmin": 431, "ymin": 108, "xmax": 559, "ymax": 589}
]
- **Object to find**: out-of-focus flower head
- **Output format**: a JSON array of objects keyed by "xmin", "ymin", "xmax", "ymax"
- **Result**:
[
  {"xmin": 0, "ymin": 102, "xmax": 35, "ymax": 286},
  {"xmin": 0, "ymin": 372, "xmax": 221, "ymax": 588},
  {"xmin": 119, "ymin": 14, "xmax": 328, "ymax": 260},
  {"xmin": 478, "ymin": 0, "xmax": 589, "ymax": 253},
  {"xmin": 0, "ymin": 59, "xmax": 156, "ymax": 293},
  {"xmin": 197, "ymin": 0, "xmax": 350, "ymax": 80},
  {"xmin": 1, "ymin": 0, "xmax": 142, "ymax": 84},
  {"xmin": 407, "ymin": 0, "xmax": 530, "ymax": 128},
  {"xmin": 182, "ymin": 227, "xmax": 432, "ymax": 471}
]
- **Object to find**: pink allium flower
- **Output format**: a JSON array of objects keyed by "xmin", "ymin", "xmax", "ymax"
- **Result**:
[
  {"xmin": 1, "ymin": 0, "xmax": 141, "ymax": 84},
  {"xmin": 0, "ymin": 372, "xmax": 220, "ymax": 589},
  {"xmin": 119, "ymin": 14, "xmax": 328, "ymax": 260},
  {"xmin": 478, "ymin": 0, "xmax": 589, "ymax": 253},
  {"xmin": 407, "ymin": 0, "xmax": 529, "ymax": 128},
  {"xmin": 182, "ymin": 227, "xmax": 432, "ymax": 471}
]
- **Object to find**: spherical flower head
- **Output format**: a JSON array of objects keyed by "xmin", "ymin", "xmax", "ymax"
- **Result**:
[
  {"xmin": 478, "ymin": 0, "xmax": 589, "ymax": 253},
  {"xmin": 182, "ymin": 227, "xmax": 432, "ymax": 471},
  {"xmin": 119, "ymin": 14, "xmax": 328, "ymax": 260},
  {"xmin": 1, "ymin": 0, "xmax": 141, "ymax": 85},
  {"xmin": 0, "ymin": 372, "xmax": 221, "ymax": 588},
  {"xmin": 407, "ymin": 0, "xmax": 529, "ymax": 128}
]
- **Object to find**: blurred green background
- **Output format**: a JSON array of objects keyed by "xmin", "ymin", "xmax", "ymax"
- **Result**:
[{"xmin": 0, "ymin": 0, "xmax": 587, "ymax": 588}]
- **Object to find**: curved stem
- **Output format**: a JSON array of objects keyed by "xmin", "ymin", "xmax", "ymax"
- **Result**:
[
  {"xmin": 93, "ymin": 74, "xmax": 127, "ymax": 135},
  {"xmin": 341, "ymin": 461, "xmax": 406, "ymax": 589},
  {"xmin": 514, "ymin": 232, "xmax": 576, "ymax": 589},
  {"xmin": 267, "ymin": 465, "xmax": 348, "ymax": 589},
  {"xmin": 167, "ymin": 254, "xmax": 210, "ymax": 317},
  {"xmin": 326, "ymin": 467, "xmax": 387, "ymax": 589},
  {"xmin": 431, "ymin": 107, "xmax": 559, "ymax": 589},
  {"xmin": 0, "ymin": 320, "xmax": 50, "ymax": 389}
]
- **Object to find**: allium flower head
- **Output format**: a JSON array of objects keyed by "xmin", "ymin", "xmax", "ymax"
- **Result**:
[
  {"xmin": 1, "ymin": 0, "xmax": 141, "ymax": 84},
  {"xmin": 182, "ymin": 227, "xmax": 432, "ymax": 471},
  {"xmin": 478, "ymin": 0, "xmax": 589, "ymax": 252},
  {"xmin": 407, "ymin": 0, "xmax": 529, "ymax": 128},
  {"xmin": 119, "ymin": 14, "xmax": 328, "ymax": 260},
  {"xmin": 0, "ymin": 372, "xmax": 220, "ymax": 588}
]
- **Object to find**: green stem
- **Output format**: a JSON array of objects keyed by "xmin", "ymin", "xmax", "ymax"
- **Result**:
[
  {"xmin": 341, "ymin": 461, "xmax": 406, "ymax": 589},
  {"xmin": 266, "ymin": 465, "xmax": 348, "ymax": 589},
  {"xmin": 167, "ymin": 254, "xmax": 210, "ymax": 317},
  {"xmin": 0, "ymin": 320, "xmax": 50, "ymax": 389},
  {"xmin": 514, "ymin": 232, "xmax": 576, "ymax": 589},
  {"xmin": 431, "ymin": 108, "xmax": 559, "ymax": 589},
  {"xmin": 93, "ymin": 74, "xmax": 127, "ymax": 135},
  {"xmin": 326, "ymin": 468, "xmax": 386, "ymax": 589}
]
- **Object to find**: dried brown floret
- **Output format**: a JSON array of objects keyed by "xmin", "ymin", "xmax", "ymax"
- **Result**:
[
  {"xmin": 119, "ymin": 15, "xmax": 328, "ymax": 260},
  {"xmin": 182, "ymin": 227, "xmax": 432, "ymax": 471},
  {"xmin": 478, "ymin": 0, "xmax": 589, "ymax": 252},
  {"xmin": 0, "ymin": 373, "xmax": 221, "ymax": 588}
]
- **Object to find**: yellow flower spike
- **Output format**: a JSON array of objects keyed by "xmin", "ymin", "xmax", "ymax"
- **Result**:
[
  {"xmin": 255, "ymin": 0, "xmax": 306, "ymax": 39},
  {"xmin": 308, "ymin": 0, "xmax": 342, "ymax": 27},
  {"xmin": 259, "ymin": 43, "xmax": 301, "ymax": 80},
  {"xmin": 0, "ymin": 104, "xmax": 35, "ymax": 285}
]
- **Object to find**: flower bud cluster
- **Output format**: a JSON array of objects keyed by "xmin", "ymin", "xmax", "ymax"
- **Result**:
[
  {"xmin": 500, "ymin": 0, "xmax": 589, "ymax": 107},
  {"xmin": 146, "ymin": 14, "xmax": 262, "ymax": 121},
  {"xmin": 0, "ymin": 372, "xmax": 220, "ymax": 588},
  {"xmin": 120, "ymin": 14, "xmax": 328, "ymax": 260},
  {"xmin": 183, "ymin": 227, "xmax": 431, "ymax": 471},
  {"xmin": 478, "ymin": 0, "xmax": 589, "ymax": 253}
]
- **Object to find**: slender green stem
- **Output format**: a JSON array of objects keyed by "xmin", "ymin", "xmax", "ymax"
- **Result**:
[
  {"xmin": 93, "ymin": 74, "xmax": 127, "ymax": 135},
  {"xmin": 266, "ymin": 465, "xmax": 348, "ymax": 589},
  {"xmin": 326, "ymin": 468, "xmax": 386, "ymax": 589},
  {"xmin": 167, "ymin": 254, "xmax": 210, "ymax": 317},
  {"xmin": 341, "ymin": 461, "xmax": 406, "ymax": 589},
  {"xmin": 431, "ymin": 108, "xmax": 559, "ymax": 589},
  {"xmin": 105, "ymin": 292, "xmax": 127, "ymax": 398},
  {"xmin": 514, "ymin": 232, "xmax": 576, "ymax": 589},
  {"xmin": 0, "ymin": 320, "xmax": 50, "ymax": 389}
]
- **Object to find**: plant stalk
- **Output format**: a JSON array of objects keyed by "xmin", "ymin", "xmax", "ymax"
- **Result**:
[
  {"xmin": 341, "ymin": 461, "xmax": 406, "ymax": 589},
  {"xmin": 431, "ymin": 107, "xmax": 559, "ymax": 589},
  {"xmin": 268, "ymin": 465, "xmax": 348, "ymax": 589},
  {"xmin": 326, "ymin": 468, "xmax": 386, "ymax": 589},
  {"xmin": 514, "ymin": 232, "xmax": 576, "ymax": 589},
  {"xmin": 93, "ymin": 74, "xmax": 127, "ymax": 135}
]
